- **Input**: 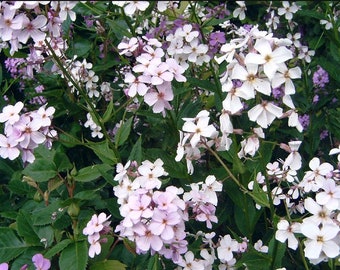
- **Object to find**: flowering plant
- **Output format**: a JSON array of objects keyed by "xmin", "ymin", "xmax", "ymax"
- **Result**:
[{"xmin": 0, "ymin": 1, "xmax": 340, "ymax": 270}]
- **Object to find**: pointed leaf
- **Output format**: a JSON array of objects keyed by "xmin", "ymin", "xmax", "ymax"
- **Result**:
[
  {"xmin": 59, "ymin": 241, "xmax": 88, "ymax": 270},
  {"xmin": 115, "ymin": 117, "xmax": 133, "ymax": 147},
  {"xmin": 88, "ymin": 140, "xmax": 118, "ymax": 165},
  {"xmin": 17, "ymin": 210, "xmax": 41, "ymax": 245},
  {"xmin": 90, "ymin": 260, "xmax": 126, "ymax": 270},
  {"xmin": 0, "ymin": 228, "xmax": 28, "ymax": 262},
  {"xmin": 74, "ymin": 164, "xmax": 112, "ymax": 182},
  {"xmin": 44, "ymin": 239, "xmax": 72, "ymax": 259}
]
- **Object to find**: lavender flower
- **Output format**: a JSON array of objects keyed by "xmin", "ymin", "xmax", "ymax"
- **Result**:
[
  {"xmin": 298, "ymin": 114, "xmax": 310, "ymax": 130},
  {"xmin": 313, "ymin": 66, "xmax": 329, "ymax": 89}
]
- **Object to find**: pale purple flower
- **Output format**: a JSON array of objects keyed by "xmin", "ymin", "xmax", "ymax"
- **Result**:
[
  {"xmin": 144, "ymin": 82, "xmax": 173, "ymax": 116},
  {"xmin": 149, "ymin": 209, "xmax": 181, "ymax": 240},
  {"xmin": 0, "ymin": 263, "xmax": 8, "ymax": 270},
  {"xmin": 18, "ymin": 14, "xmax": 47, "ymax": 44},
  {"xmin": 275, "ymin": 219, "xmax": 300, "ymax": 250},
  {"xmin": 134, "ymin": 224, "xmax": 163, "ymax": 252},
  {"xmin": 0, "ymin": 4, "xmax": 23, "ymax": 41},
  {"xmin": 32, "ymin": 253, "xmax": 51, "ymax": 270},
  {"xmin": 0, "ymin": 101, "xmax": 24, "ymax": 124},
  {"xmin": 0, "ymin": 134, "xmax": 20, "ymax": 160}
]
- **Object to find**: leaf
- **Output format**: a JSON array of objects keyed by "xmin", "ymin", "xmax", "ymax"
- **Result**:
[
  {"xmin": 74, "ymin": 164, "xmax": 112, "ymax": 182},
  {"xmin": 32, "ymin": 199, "xmax": 65, "ymax": 226},
  {"xmin": 88, "ymin": 140, "xmax": 118, "ymax": 165},
  {"xmin": 236, "ymin": 250, "xmax": 272, "ymax": 270},
  {"xmin": 251, "ymin": 178, "xmax": 270, "ymax": 208},
  {"xmin": 187, "ymin": 77, "xmax": 216, "ymax": 92},
  {"xmin": 16, "ymin": 210, "xmax": 41, "ymax": 246},
  {"xmin": 54, "ymin": 152, "xmax": 73, "ymax": 172},
  {"xmin": 147, "ymin": 254, "xmax": 160, "ymax": 270},
  {"xmin": 44, "ymin": 239, "xmax": 72, "ymax": 259},
  {"xmin": 48, "ymin": 178, "xmax": 64, "ymax": 193},
  {"xmin": 128, "ymin": 136, "xmax": 143, "ymax": 164},
  {"xmin": 0, "ymin": 228, "xmax": 28, "ymax": 262},
  {"xmin": 102, "ymin": 99, "xmax": 114, "ymax": 123},
  {"xmin": 115, "ymin": 117, "xmax": 133, "ymax": 147},
  {"xmin": 59, "ymin": 241, "xmax": 88, "ymax": 270},
  {"xmin": 90, "ymin": 260, "xmax": 126, "ymax": 270},
  {"xmin": 268, "ymin": 236, "xmax": 286, "ymax": 270},
  {"xmin": 22, "ymin": 158, "xmax": 57, "ymax": 182},
  {"xmin": 72, "ymin": 38, "xmax": 92, "ymax": 57}
]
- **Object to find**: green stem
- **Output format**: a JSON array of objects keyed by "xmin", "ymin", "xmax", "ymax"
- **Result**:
[
  {"xmin": 298, "ymin": 240, "xmax": 310, "ymax": 270},
  {"xmin": 44, "ymin": 39, "xmax": 121, "ymax": 162}
]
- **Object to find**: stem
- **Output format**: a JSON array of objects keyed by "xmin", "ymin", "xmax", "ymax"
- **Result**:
[
  {"xmin": 44, "ymin": 39, "xmax": 121, "ymax": 161},
  {"xmin": 298, "ymin": 240, "xmax": 310, "ymax": 270}
]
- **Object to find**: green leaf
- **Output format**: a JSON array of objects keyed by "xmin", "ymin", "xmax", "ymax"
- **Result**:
[
  {"xmin": 102, "ymin": 99, "xmax": 114, "ymax": 123},
  {"xmin": 251, "ymin": 178, "xmax": 270, "ymax": 208},
  {"xmin": 147, "ymin": 253, "xmax": 160, "ymax": 270},
  {"xmin": 236, "ymin": 250, "xmax": 272, "ymax": 270},
  {"xmin": 32, "ymin": 199, "xmax": 65, "ymax": 226},
  {"xmin": 106, "ymin": 19, "xmax": 132, "ymax": 39},
  {"xmin": 128, "ymin": 136, "xmax": 143, "ymax": 163},
  {"xmin": 22, "ymin": 158, "xmax": 57, "ymax": 182},
  {"xmin": 88, "ymin": 140, "xmax": 118, "ymax": 165},
  {"xmin": 268, "ymin": 236, "xmax": 286, "ymax": 270},
  {"xmin": 59, "ymin": 241, "xmax": 88, "ymax": 270},
  {"xmin": 44, "ymin": 239, "xmax": 72, "ymax": 259},
  {"xmin": 187, "ymin": 77, "xmax": 216, "ymax": 92},
  {"xmin": 90, "ymin": 260, "xmax": 126, "ymax": 270},
  {"xmin": 0, "ymin": 228, "xmax": 28, "ymax": 262},
  {"xmin": 74, "ymin": 164, "xmax": 112, "ymax": 182},
  {"xmin": 72, "ymin": 38, "xmax": 92, "ymax": 57},
  {"xmin": 16, "ymin": 210, "xmax": 41, "ymax": 245},
  {"xmin": 115, "ymin": 117, "xmax": 133, "ymax": 147},
  {"xmin": 54, "ymin": 152, "xmax": 73, "ymax": 172}
]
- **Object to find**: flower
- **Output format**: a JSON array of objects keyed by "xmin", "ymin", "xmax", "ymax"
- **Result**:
[
  {"xmin": 217, "ymin": 235, "xmax": 239, "ymax": 263},
  {"xmin": 233, "ymin": 1, "xmax": 247, "ymax": 20},
  {"xmin": 254, "ymin": 239, "xmax": 269, "ymax": 253},
  {"xmin": 247, "ymin": 101, "xmax": 283, "ymax": 128},
  {"xmin": 245, "ymin": 38, "xmax": 293, "ymax": 80},
  {"xmin": 0, "ymin": 263, "xmax": 8, "ymax": 270},
  {"xmin": 300, "ymin": 221, "xmax": 340, "ymax": 260},
  {"xmin": 0, "ymin": 101, "xmax": 24, "ymax": 124},
  {"xmin": 275, "ymin": 219, "xmax": 300, "ymax": 250},
  {"xmin": 282, "ymin": 141, "xmax": 302, "ymax": 171},
  {"xmin": 277, "ymin": 1, "xmax": 300, "ymax": 20},
  {"xmin": 32, "ymin": 253, "xmax": 51, "ymax": 270},
  {"xmin": 315, "ymin": 179, "xmax": 340, "ymax": 210},
  {"xmin": 182, "ymin": 110, "xmax": 217, "ymax": 148}
]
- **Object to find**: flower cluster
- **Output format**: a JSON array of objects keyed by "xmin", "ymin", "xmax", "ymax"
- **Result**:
[
  {"xmin": 109, "ymin": 159, "xmax": 224, "ymax": 266},
  {"xmin": 0, "ymin": 102, "xmax": 56, "ymax": 163},
  {"xmin": 83, "ymin": 212, "xmax": 112, "ymax": 258},
  {"xmin": 118, "ymin": 36, "xmax": 186, "ymax": 116}
]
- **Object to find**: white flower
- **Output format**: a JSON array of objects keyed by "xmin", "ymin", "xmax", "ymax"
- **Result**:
[
  {"xmin": 271, "ymin": 64, "xmax": 301, "ymax": 95},
  {"xmin": 182, "ymin": 110, "xmax": 217, "ymax": 148},
  {"xmin": 245, "ymin": 38, "xmax": 293, "ymax": 80},
  {"xmin": 315, "ymin": 179, "xmax": 340, "ymax": 210},
  {"xmin": 277, "ymin": 1, "xmax": 300, "ymax": 21},
  {"xmin": 303, "ymin": 197, "xmax": 333, "ymax": 225},
  {"xmin": 299, "ymin": 157, "xmax": 333, "ymax": 192},
  {"xmin": 231, "ymin": 63, "xmax": 271, "ymax": 96},
  {"xmin": 217, "ymin": 235, "xmax": 239, "ymax": 263},
  {"xmin": 275, "ymin": 219, "xmax": 300, "ymax": 250},
  {"xmin": 254, "ymin": 239, "xmax": 268, "ymax": 253},
  {"xmin": 233, "ymin": 1, "xmax": 247, "ymax": 20},
  {"xmin": 283, "ymin": 141, "xmax": 302, "ymax": 171},
  {"xmin": 300, "ymin": 221, "xmax": 340, "ymax": 260},
  {"xmin": 329, "ymin": 146, "xmax": 340, "ymax": 162},
  {"xmin": 248, "ymin": 101, "xmax": 283, "ymax": 128}
]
